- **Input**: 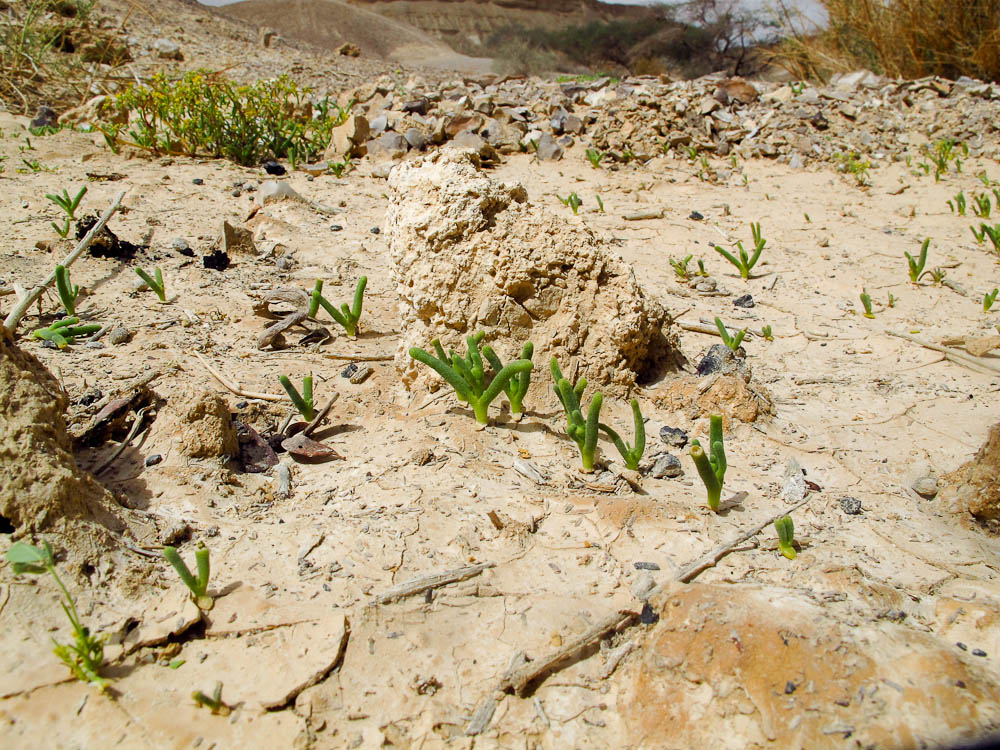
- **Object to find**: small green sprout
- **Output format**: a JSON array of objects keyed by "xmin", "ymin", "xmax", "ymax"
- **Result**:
[
  {"xmin": 977, "ymin": 223, "xmax": 1000, "ymax": 254},
  {"xmin": 905, "ymin": 238, "xmax": 930, "ymax": 283},
  {"xmin": 559, "ymin": 192, "xmax": 582, "ymax": 215},
  {"xmin": 163, "ymin": 544, "xmax": 214, "ymax": 611},
  {"xmin": 684, "ymin": 144, "xmax": 699, "ymax": 161},
  {"xmin": 55, "ymin": 264, "xmax": 80, "ymax": 316},
  {"xmin": 775, "ymin": 515, "xmax": 797, "ymax": 560},
  {"xmin": 948, "ymin": 191, "xmax": 966, "ymax": 216},
  {"xmin": 6, "ymin": 541, "xmax": 109, "ymax": 691},
  {"xmin": 31, "ymin": 316, "xmax": 101, "ymax": 348},
  {"xmin": 551, "ymin": 357, "xmax": 602, "ymax": 473},
  {"xmin": 761, "ymin": 324, "xmax": 773, "ymax": 341},
  {"xmin": 192, "ymin": 681, "xmax": 231, "ymax": 716},
  {"xmin": 309, "ymin": 276, "xmax": 366, "ymax": 338},
  {"xmin": 46, "ymin": 186, "xmax": 87, "ymax": 238},
  {"xmin": 887, "ymin": 292, "xmax": 897, "ymax": 308},
  {"xmin": 978, "ymin": 171, "xmax": 993, "ymax": 187},
  {"xmin": 923, "ymin": 138, "xmax": 964, "ymax": 181},
  {"xmin": 135, "ymin": 266, "xmax": 166, "ymax": 301},
  {"xmin": 715, "ymin": 317, "xmax": 747, "ymax": 351},
  {"xmin": 972, "ymin": 224, "xmax": 986, "ymax": 244},
  {"xmin": 835, "ymin": 151, "xmax": 871, "ymax": 186},
  {"xmin": 973, "ymin": 192, "xmax": 992, "ymax": 218},
  {"xmin": 481, "ymin": 340, "xmax": 534, "ymax": 421},
  {"xmin": 596, "ymin": 195, "xmax": 605, "ymax": 213},
  {"xmin": 714, "ymin": 222, "xmax": 766, "ymax": 280},
  {"xmin": 599, "ymin": 398, "xmax": 645, "ymax": 471},
  {"xmin": 860, "ymin": 290, "xmax": 875, "ymax": 318},
  {"xmin": 804, "ymin": 212, "xmax": 811, "ymax": 223},
  {"xmin": 690, "ymin": 414, "xmax": 726, "ymax": 512},
  {"xmin": 670, "ymin": 254, "xmax": 693, "ymax": 280},
  {"xmin": 926, "ymin": 267, "xmax": 948, "ymax": 285},
  {"xmin": 985, "ymin": 288, "xmax": 999, "ymax": 312},
  {"xmin": 328, "ymin": 160, "xmax": 350, "ymax": 178},
  {"xmin": 696, "ymin": 259, "xmax": 709, "ymax": 277},
  {"xmin": 279, "ymin": 374, "xmax": 315, "ymax": 421},
  {"xmin": 409, "ymin": 333, "xmax": 533, "ymax": 426},
  {"xmin": 585, "ymin": 148, "xmax": 604, "ymax": 169}
]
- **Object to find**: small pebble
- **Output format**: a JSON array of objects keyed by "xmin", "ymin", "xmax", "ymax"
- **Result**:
[
  {"xmin": 840, "ymin": 496, "xmax": 862, "ymax": 515},
  {"xmin": 634, "ymin": 561, "xmax": 660, "ymax": 571},
  {"xmin": 349, "ymin": 365, "xmax": 373, "ymax": 385},
  {"xmin": 192, "ymin": 178, "xmax": 204, "ymax": 185},
  {"xmin": 330, "ymin": 225, "xmax": 343, "ymax": 232},
  {"xmin": 911, "ymin": 475, "xmax": 939, "ymax": 499},
  {"xmin": 733, "ymin": 293, "xmax": 755, "ymax": 308},
  {"xmin": 236, "ymin": 401, "xmax": 248, "ymax": 409},
  {"xmin": 341, "ymin": 363, "xmax": 358, "ymax": 379},
  {"xmin": 145, "ymin": 454, "xmax": 163, "ymax": 467},
  {"xmin": 370, "ymin": 227, "xmax": 380, "ymax": 235},
  {"xmin": 263, "ymin": 160, "xmax": 286, "ymax": 176},
  {"xmin": 659, "ymin": 426, "xmax": 688, "ymax": 448},
  {"xmin": 957, "ymin": 642, "xmax": 968, "ymax": 651},
  {"xmin": 785, "ymin": 681, "xmax": 797, "ymax": 694},
  {"xmin": 689, "ymin": 211, "xmax": 704, "ymax": 220},
  {"xmin": 973, "ymin": 648, "xmax": 988, "ymax": 657},
  {"xmin": 639, "ymin": 602, "xmax": 659, "ymax": 625},
  {"xmin": 108, "ymin": 323, "xmax": 130, "ymax": 345},
  {"xmin": 171, "ymin": 237, "xmax": 194, "ymax": 257},
  {"xmin": 85, "ymin": 341, "xmax": 105, "ymax": 349},
  {"xmin": 650, "ymin": 453, "xmax": 683, "ymax": 478}
]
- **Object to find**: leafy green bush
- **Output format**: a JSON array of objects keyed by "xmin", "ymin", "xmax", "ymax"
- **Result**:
[{"xmin": 99, "ymin": 71, "xmax": 352, "ymax": 166}]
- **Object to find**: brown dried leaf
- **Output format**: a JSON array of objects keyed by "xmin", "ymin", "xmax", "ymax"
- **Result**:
[{"xmin": 281, "ymin": 431, "xmax": 343, "ymax": 461}]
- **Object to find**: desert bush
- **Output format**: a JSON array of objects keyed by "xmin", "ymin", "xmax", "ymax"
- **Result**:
[
  {"xmin": 489, "ymin": 36, "xmax": 561, "ymax": 77},
  {"xmin": 773, "ymin": 0, "xmax": 1000, "ymax": 82},
  {"xmin": 99, "ymin": 71, "xmax": 352, "ymax": 166}
]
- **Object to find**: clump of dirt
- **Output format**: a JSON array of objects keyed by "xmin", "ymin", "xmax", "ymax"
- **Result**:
[
  {"xmin": 0, "ymin": 330, "xmax": 128, "ymax": 563},
  {"xmin": 622, "ymin": 582, "xmax": 1000, "ymax": 748},
  {"xmin": 653, "ymin": 373, "xmax": 773, "ymax": 424},
  {"xmin": 942, "ymin": 423, "xmax": 1000, "ymax": 522},
  {"xmin": 387, "ymin": 148, "xmax": 681, "ymax": 393},
  {"xmin": 163, "ymin": 390, "xmax": 239, "ymax": 459}
]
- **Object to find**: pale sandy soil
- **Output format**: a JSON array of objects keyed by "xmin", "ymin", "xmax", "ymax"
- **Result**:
[{"xmin": 1, "ymin": 112, "xmax": 1000, "ymax": 748}]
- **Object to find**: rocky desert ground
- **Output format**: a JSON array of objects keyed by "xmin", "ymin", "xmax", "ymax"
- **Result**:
[{"xmin": 2, "ymin": 1, "xmax": 1000, "ymax": 749}]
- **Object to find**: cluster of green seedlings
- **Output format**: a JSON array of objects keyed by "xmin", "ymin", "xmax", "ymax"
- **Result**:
[
  {"xmin": 916, "ymin": 138, "xmax": 966, "ymax": 182},
  {"xmin": 947, "ymin": 188, "xmax": 1000, "ymax": 218},
  {"xmin": 4, "ymin": 539, "xmax": 216, "ymax": 693},
  {"xmin": 834, "ymin": 151, "xmax": 872, "ymax": 187},
  {"xmin": 308, "ymin": 276, "xmax": 367, "ymax": 338},
  {"xmin": 407, "ymin": 332, "xmax": 644, "ymax": 472},
  {"xmin": 670, "ymin": 254, "xmax": 710, "ymax": 281},
  {"xmin": 557, "ymin": 192, "xmax": 603, "ymax": 215},
  {"xmin": 714, "ymin": 222, "xmax": 767, "ymax": 280}
]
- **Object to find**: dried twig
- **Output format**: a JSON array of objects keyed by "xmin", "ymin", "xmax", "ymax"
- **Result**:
[
  {"xmin": 368, "ymin": 562, "xmax": 495, "ymax": 607},
  {"xmin": 886, "ymin": 330, "xmax": 1000, "ymax": 375},
  {"xmin": 92, "ymin": 406, "xmax": 153, "ymax": 475},
  {"xmin": 3, "ymin": 190, "xmax": 127, "ymax": 334},
  {"xmin": 192, "ymin": 351, "xmax": 283, "ymax": 401},
  {"xmin": 302, "ymin": 394, "xmax": 339, "ymax": 437},
  {"xmin": 322, "ymin": 353, "xmax": 395, "ymax": 363}
]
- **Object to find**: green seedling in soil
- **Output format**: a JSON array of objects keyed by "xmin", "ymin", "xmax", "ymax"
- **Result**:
[
  {"xmin": 481, "ymin": 340, "xmax": 534, "ymax": 421},
  {"xmin": 558, "ymin": 192, "xmax": 582, "ymax": 215},
  {"xmin": 684, "ymin": 144, "xmax": 699, "ymax": 161},
  {"xmin": 6, "ymin": 541, "xmax": 109, "ymax": 691},
  {"xmin": 279, "ymin": 374, "xmax": 315, "ymax": 421},
  {"xmin": 192, "ymin": 681, "xmax": 230, "ymax": 716},
  {"xmin": 55, "ymin": 265, "xmax": 80, "ymax": 316},
  {"xmin": 551, "ymin": 357, "xmax": 603, "ymax": 473},
  {"xmin": 978, "ymin": 171, "xmax": 993, "ymax": 187},
  {"xmin": 596, "ymin": 195, "xmax": 605, "ymax": 213},
  {"xmin": 585, "ymin": 148, "xmax": 604, "ymax": 169},
  {"xmin": 309, "ymin": 277, "xmax": 366, "ymax": 337},
  {"xmin": 135, "ymin": 266, "xmax": 166, "ymax": 301},
  {"xmin": 905, "ymin": 238, "xmax": 930, "ymax": 283},
  {"xmin": 409, "ymin": 332, "xmax": 533, "ymax": 426},
  {"xmin": 835, "ymin": 151, "xmax": 871, "ymax": 186},
  {"xmin": 715, "ymin": 317, "xmax": 747, "ymax": 351},
  {"xmin": 775, "ymin": 515, "xmax": 797, "ymax": 560},
  {"xmin": 923, "ymin": 138, "xmax": 965, "ymax": 181},
  {"xmin": 978, "ymin": 223, "xmax": 1000, "ymax": 254},
  {"xmin": 971, "ymin": 224, "xmax": 986, "ymax": 244},
  {"xmin": 46, "ymin": 186, "xmax": 87, "ymax": 237},
  {"xmin": 714, "ymin": 222, "xmax": 766, "ymax": 280},
  {"xmin": 599, "ymin": 398, "xmax": 645, "ymax": 471},
  {"xmin": 926, "ymin": 267, "xmax": 948, "ymax": 285},
  {"xmin": 887, "ymin": 292, "xmax": 897, "ymax": 308},
  {"xmin": 860, "ymin": 290, "xmax": 875, "ymax": 318},
  {"xmin": 31, "ymin": 317, "xmax": 101, "ymax": 349},
  {"xmin": 761, "ymin": 324, "xmax": 774, "ymax": 341},
  {"xmin": 973, "ymin": 192, "xmax": 992, "ymax": 218},
  {"xmin": 948, "ymin": 191, "xmax": 966, "ymax": 216},
  {"xmin": 328, "ymin": 160, "xmax": 349, "ymax": 178},
  {"xmin": 804, "ymin": 212, "xmax": 811, "ymax": 223},
  {"xmin": 690, "ymin": 414, "xmax": 727, "ymax": 512},
  {"xmin": 696, "ymin": 259, "xmax": 709, "ymax": 277},
  {"xmin": 670, "ymin": 254, "xmax": 693, "ymax": 280},
  {"xmin": 985, "ymin": 288, "xmax": 999, "ymax": 312},
  {"xmin": 163, "ymin": 544, "xmax": 214, "ymax": 611}
]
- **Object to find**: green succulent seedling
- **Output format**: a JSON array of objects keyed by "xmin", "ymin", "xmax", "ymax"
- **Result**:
[
  {"xmin": 585, "ymin": 148, "xmax": 604, "ymax": 169},
  {"xmin": 6, "ymin": 541, "xmax": 109, "ymax": 691},
  {"xmin": 926, "ymin": 267, "xmax": 947, "ymax": 285},
  {"xmin": 978, "ymin": 171, "xmax": 993, "ymax": 187},
  {"xmin": 978, "ymin": 223, "xmax": 1000, "ymax": 254},
  {"xmin": 193, "ymin": 681, "xmax": 230, "ymax": 715},
  {"xmin": 985, "ymin": 288, "xmax": 999, "ymax": 312},
  {"xmin": 835, "ymin": 151, "xmax": 871, "ymax": 186},
  {"xmin": 279, "ymin": 374, "xmax": 315, "ymax": 421},
  {"xmin": 715, "ymin": 317, "xmax": 747, "ymax": 351},
  {"xmin": 714, "ymin": 222, "xmax": 766, "ymax": 280},
  {"xmin": 55, "ymin": 264, "xmax": 80, "ymax": 316},
  {"xmin": 599, "ymin": 398, "xmax": 645, "ymax": 471},
  {"xmin": 948, "ymin": 191, "xmax": 966, "ymax": 216},
  {"xmin": 481, "ymin": 341, "xmax": 534, "ymax": 421},
  {"xmin": 973, "ymin": 192, "xmax": 992, "ymax": 218},
  {"xmin": 596, "ymin": 195, "xmax": 605, "ymax": 213},
  {"xmin": 46, "ymin": 186, "xmax": 87, "ymax": 237},
  {"xmin": 696, "ymin": 259, "xmax": 709, "ymax": 277},
  {"xmin": 559, "ymin": 192, "xmax": 582, "ymax": 215},
  {"xmin": 551, "ymin": 357, "xmax": 603, "ymax": 473},
  {"xmin": 887, "ymin": 292, "xmax": 897, "ymax": 308},
  {"xmin": 163, "ymin": 544, "xmax": 214, "ymax": 611},
  {"xmin": 774, "ymin": 515, "xmax": 797, "ymax": 560},
  {"xmin": 905, "ymin": 238, "xmax": 930, "ymax": 283},
  {"xmin": 31, "ymin": 316, "xmax": 101, "ymax": 348},
  {"xmin": 410, "ymin": 333, "xmax": 533, "ymax": 426},
  {"xmin": 971, "ymin": 224, "xmax": 986, "ymax": 244},
  {"xmin": 761, "ymin": 324, "xmax": 773, "ymax": 341},
  {"xmin": 690, "ymin": 414, "xmax": 726, "ymax": 512},
  {"xmin": 684, "ymin": 144, "xmax": 699, "ymax": 161},
  {"xmin": 670, "ymin": 254, "xmax": 693, "ymax": 280},
  {"xmin": 923, "ymin": 138, "xmax": 965, "ymax": 182},
  {"xmin": 860, "ymin": 290, "xmax": 875, "ymax": 318},
  {"xmin": 328, "ymin": 160, "xmax": 350, "ymax": 178},
  {"xmin": 135, "ymin": 266, "xmax": 166, "ymax": 302},
  {"xmin": 309, "ymin": 277, "xmax": 366, "ymax": 337}
]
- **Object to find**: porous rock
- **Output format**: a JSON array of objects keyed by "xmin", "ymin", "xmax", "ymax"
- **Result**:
[
  {"xmin": 942, "ymin": 423, "xmax": 1000, "ymax": 521},
  {"xmin": 387, "ymin": 149, "xmax": 680, "ymax": 393},
  {"xmin": 168, "ymin": 390, "xmax": 238, "ymax": 459}
]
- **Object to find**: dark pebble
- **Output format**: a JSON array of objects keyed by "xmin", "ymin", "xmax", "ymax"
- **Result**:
[
  {"xmin": 41, "ymin": 340, "xmax": 58, "ymax": 349},
  {"xmin": 172, "ymin": 237, "xmax": 195, "ymax": 257},
  {"xmin": 202, "ymin": 250, "xmax": 230, "ymax": 271},
  {"xmin": 659, "ymin": 426, "xmax": 688, "ymax": 448},
  {"xmin": 696, "ymin": 343, "xmax": 736, "ymax": 376},
  {"xmin": 370, "ymin": 227, "xmax": 380, "ymax": 235},
  {"xmin": 840, "ymin": 496, "xmax": 862, "ymax": 515},
  {"xmin": 263, "ymin": 161, "xmax": 286, "ymax": 176},
  {"xmin": 957, "ymin": 642, "xmax": 968, "ymax": 651},
  {"xmin": 973, "ymin": 648, "xmax": 988, "ymax": 657},
  {"xmin": 733, "ymin": 293, "xmax": 755, "ymax": 308},
  {"xmin": 341, "ymin": 363, "xmax": 358, "ymax": 379},
  {"xmin": 30, "ymin": 105, "xmax": 58, "ymax": 130},
  {"xmin": 956, "ymin": 680, "xmax": 967, "ymax": 688},
  {"xmin": 785, "ymin": 681, "xmax": 796, "ymax": 694},
  {"xmin": 330, "ymin": 225, "xmax": 343, "ymax": 232},
  {"xmin": 192, "ymin": 178, "xmax": 204, "ymax": 185},
  {"xmin": 634, "ymin": 561, "xmax": 660, "ymax": 571},
  {"xmin": 639, "ymin": 602, "xmax": 659, "ymax": 625},
  {"xmin": 78, "ymin": 390, "xmax": 103, "ymax": 406},
  {"xmin": 236, "ymin": 401, "xmax": 248, "ymax": 409},
  {"xmin": 689, "ymin": 211, "xmax": 704, "ymax": 220},
  {"xmin": 145, "ymin": 454, "xmax": 163, "ymax": 467}
]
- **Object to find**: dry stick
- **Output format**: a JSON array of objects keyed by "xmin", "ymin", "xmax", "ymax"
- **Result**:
[
  {"xmin": 302, "ymin": 393, "xmax": 340, "ymax": 438},
  {"xmin": 886, "ymin": 330, "xmax": 1000, "ymax": 375},
  {"xmin": 93, "ymin": 405, "xmax": 153, "ymax": 475},
  {"xmin": 322, "ymin": 353, "xmax": 394, "ymax": 362},
  {"xmin": 191, "ymin": 351, "xmax": 283, "ymax": 401},
  {"xmin": 3, "ymin": 190, "xmax": 127, "ymax": 334},
  {"xmin": 367, "ymin": 562, "xmax": 495, "ymax": 607}
]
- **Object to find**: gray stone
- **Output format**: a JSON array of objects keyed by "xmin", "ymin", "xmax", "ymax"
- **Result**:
[
  {"xmin": 404, "ymin": 128, "xmax": 427, "ymax": 150},
  {"xmin": 535, "ymin": 133, "xmax": 563, "ymax": 161},
  {"xmin": 153, "ymin": 39, "xmax": 183, "ymax": 61},
  {"xmin": 912, "ymin": 475, "xmax": 939, "ymax": 499},
  {"xmin": 366, "ymin": 132, "xmax": 408, "ymax": 161},
  {"xmin": 650, "ymin": 453, "xmax": 683, "ymax": 479},
  {"xmin": 781, "ymin": 458, "xmax": 807, "ymax": 503},
  {"xmin": 659, "ymin": 426, "xmax": 688, "ymax": 448},
  {"xmin": 401, "ymin": 98, "xmax": 430, "ymax": 116},
  {"xmin": 840, "ymin": 496, "xmax": 862, "ymax": 515},
  {"xmin": 108, "ymin": 323, "xmax": 130, "ymax": 345},
  {"xmin": 369, "ymin": 114, "xmax": 388, "ymax": 135}
]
